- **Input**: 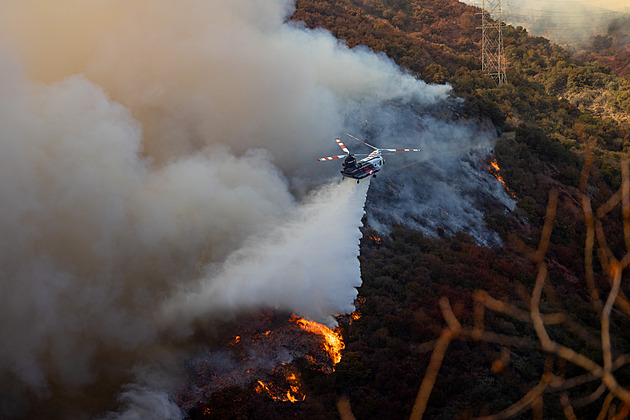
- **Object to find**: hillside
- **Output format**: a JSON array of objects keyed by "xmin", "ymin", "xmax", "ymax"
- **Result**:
[
  {"xmin": 585, "ymin": 15, "xmax": 630, "ymax": 77},
  {"xmin": 189, "ymin": 1, "xmax": 630, "ymax": 418}
]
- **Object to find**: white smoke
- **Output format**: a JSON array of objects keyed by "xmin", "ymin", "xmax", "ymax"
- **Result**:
[
  {"xmin": 162, "ymin": 180, "xmax": 370, "ymax": 332},
  {"xmin": 0, "ymin": 0, "xmax": 458, "ymax": 418}
]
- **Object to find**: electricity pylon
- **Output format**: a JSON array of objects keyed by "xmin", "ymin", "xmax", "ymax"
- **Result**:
[{"xmin": 478, "ymin": 0, "xmax": 507, "ymax": 85}]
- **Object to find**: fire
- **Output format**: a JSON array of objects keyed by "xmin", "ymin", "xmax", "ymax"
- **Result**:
[
  {"xmin": 178, "ymin": 311, "xmax": 356, "ymax": 411},
  {"xmin": 348, "ymin": 296, "xmax": 364, "ymax": 324},
  {"xmin": 487, "ymin": 155, "xmax": 516, "ymax": 198},
  {"xmin": 369, "ymin": 235, "xmax": 382, "ymax": 244},
  {"xmin": 255, "ymin": 370, "xmax": 305, "ymax": 403},
  {"xmin": 290, "ymin": 315, "xmax": 345, "ymax": 365}
]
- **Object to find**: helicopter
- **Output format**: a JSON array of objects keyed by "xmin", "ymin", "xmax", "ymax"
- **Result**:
[{"xmin": 317, "ymin": 133, "xmax": 422, "ymax": 182}]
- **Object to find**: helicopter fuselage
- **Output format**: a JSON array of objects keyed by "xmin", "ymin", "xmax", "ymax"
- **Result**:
[
  {"xmin": 317, "ymin": 134, "xmax": 421, "ymax": 181},
  {"xmin": 341, "ymin": 151, "xmax": 383, "ymax": 180}
]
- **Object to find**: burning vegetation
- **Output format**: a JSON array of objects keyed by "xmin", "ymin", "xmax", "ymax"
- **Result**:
[
  {"xmin": 487, "ymin": 153, "xmax": 516, "ymax": 198},
  {"xmin": 290, "ymin": 315, "xmax": 345, "ymax": 365},
  {"xmin": 177, "ymin": 309, "xmax": 360, "ymax": 415},
  {"xmin": 255, "ymin": 370, "xmax": 305, "ymax": 403}
]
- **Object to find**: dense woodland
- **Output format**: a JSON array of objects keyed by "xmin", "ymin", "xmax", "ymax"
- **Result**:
[{"xmin": 190, "ymin": 0, "xmax": 630, "ymax": 418}]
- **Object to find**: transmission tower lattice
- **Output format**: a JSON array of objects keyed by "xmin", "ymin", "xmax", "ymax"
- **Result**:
[{"xmin": 478, "ymin": 0, "xmax": 507, "ymax": 85}]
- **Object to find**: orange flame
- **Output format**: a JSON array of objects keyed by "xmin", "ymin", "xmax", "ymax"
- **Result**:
[
  {"xmin": 369, "ymin": 235, "xmax": 382, "ymax": 244},
  {"xmin": 290, "ymin": 315, "xmax": 345, "ymax": 365},
  {"xmin": 349, "ymin": 297, "xmax": 363, "ymax": 323},
  {"xmin": 487, "ymin": 157, "xmax": 516, "ymax": 198},
  {"xmin": 255, "ymin": 370, "xmax": 305, "ymax": 403}
]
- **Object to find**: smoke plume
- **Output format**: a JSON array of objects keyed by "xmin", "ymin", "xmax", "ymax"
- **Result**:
[
  {"xmin": 161, "ymin": 180, "xmax": 370, "ymax": 333},
  {"xmin": 0, "ymin": 0, "xmax": 499, "ymax": 418}
]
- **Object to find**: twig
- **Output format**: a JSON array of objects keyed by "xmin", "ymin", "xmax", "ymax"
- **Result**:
[
  {"xmin": 570, "ymin": 384, "xmax": 607, "ymax": 408},
  {"xmin": 582, "ymin": 193, "xmax": 602, "ymax": 311},
  {"xmin": 337, "ymin": 396, "xmax": 356, "ymax": 420},
  {"xmin": 410, "ymin": 298, "xmax": 461, "ymax": 420},
  {"xmin": 560, "ymin": 393, "xmax": 578, "ymax": 420},
  {"xmin": 474, "ymin": 380, "xmax": 549, "ymax": 420},
  {"xmin": 600, "ymin": 262, "xmax": 630, "ymax": 403},
  {"xmin": 476, "ymin": 290, "xmax": 565, "ymax": 325},
  {"xmin": 595, "ymin": 392, "xmax": 615, "ymax": 420}
]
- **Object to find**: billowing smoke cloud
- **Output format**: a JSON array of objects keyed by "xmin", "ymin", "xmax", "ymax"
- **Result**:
[
  {"xmin": 0, "ymin": 0, "xmax": 449, "ymax": 174},
  {"xmin": 0, "ymin": 0, "xmax": 493, "ymax": 418},
  {"xmin": 161, "ymin": 180, "xmax": 370, "ymax": 332}
]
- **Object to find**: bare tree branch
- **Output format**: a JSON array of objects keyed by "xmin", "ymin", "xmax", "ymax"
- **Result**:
[
  {"xmin": 410, "ymin": 298, "xmax": 461, "ymax": 420},
  {"xmin": 406, "ymin": 152, "xmax": 630, "ymax": 419}
]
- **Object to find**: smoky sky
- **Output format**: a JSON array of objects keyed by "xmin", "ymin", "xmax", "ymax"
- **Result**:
[
  {"xmin": 0, "ymin": 0, "xmax": 501, "ymax": 418},
  {"xmin": 462, "ymin": 0, "xmax": 627, "ymax": 45}
]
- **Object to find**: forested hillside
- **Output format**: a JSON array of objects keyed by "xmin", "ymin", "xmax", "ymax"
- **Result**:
[
  {"xmin": 192, "ymin": 1, "xmax": 630, "ymax": 418},
  {"xmin": 578, "ymin": 15, "xmax": 630, "ymax": 78}
]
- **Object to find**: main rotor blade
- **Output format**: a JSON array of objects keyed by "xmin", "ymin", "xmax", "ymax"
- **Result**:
[
  {"xmin": 381, "ymin": 148, "xmax": 423, "ymax": 152},
  {"xmin": 317, "ymin": 152, "xmax": 372, "ymax": 161},
  {"xmin": 345, "ymin": 133, "xmax": 378, "ymax": 150},
  {"xmin": 317, "ymin": 154, "xmax": 347, "ymax": 161},
  {"xmin": 335, "ymin": 138, "xmax": 350, "ymax": 154}
]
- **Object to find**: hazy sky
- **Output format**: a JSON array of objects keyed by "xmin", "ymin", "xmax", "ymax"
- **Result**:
[
  {"xmin": 511, "ymin": 0, "xmax": 629, "ymax": 12},
  {"xmin": 462, "ymin": 0, "xmax": 628, "ymax": 44},
  {"xmin": 594, "ymin": 0, "xmax": 629, "ymax": 12},
  {"xmin": 463, "ymin": 0, "xmax": 629, "ymax": 11}
]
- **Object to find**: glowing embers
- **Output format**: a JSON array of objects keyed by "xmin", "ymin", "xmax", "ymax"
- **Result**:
[
  {"xmin": 363, "ymin": 226, "xmax": 383, "ymax": 246},
  {"xmin": 290, "ymin": 315, "xmax": 344, "ymax": 365},
  {"xmin": 348, "ymin": 297, "xmax": 364, "ymax": 324},
  {"xmin": 255, "ymin": 369, "xmax": 305, "ymax": 403},
  {"xmin": 486, "ymin": 153, "xmax": 516, "ymax": 198}
]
